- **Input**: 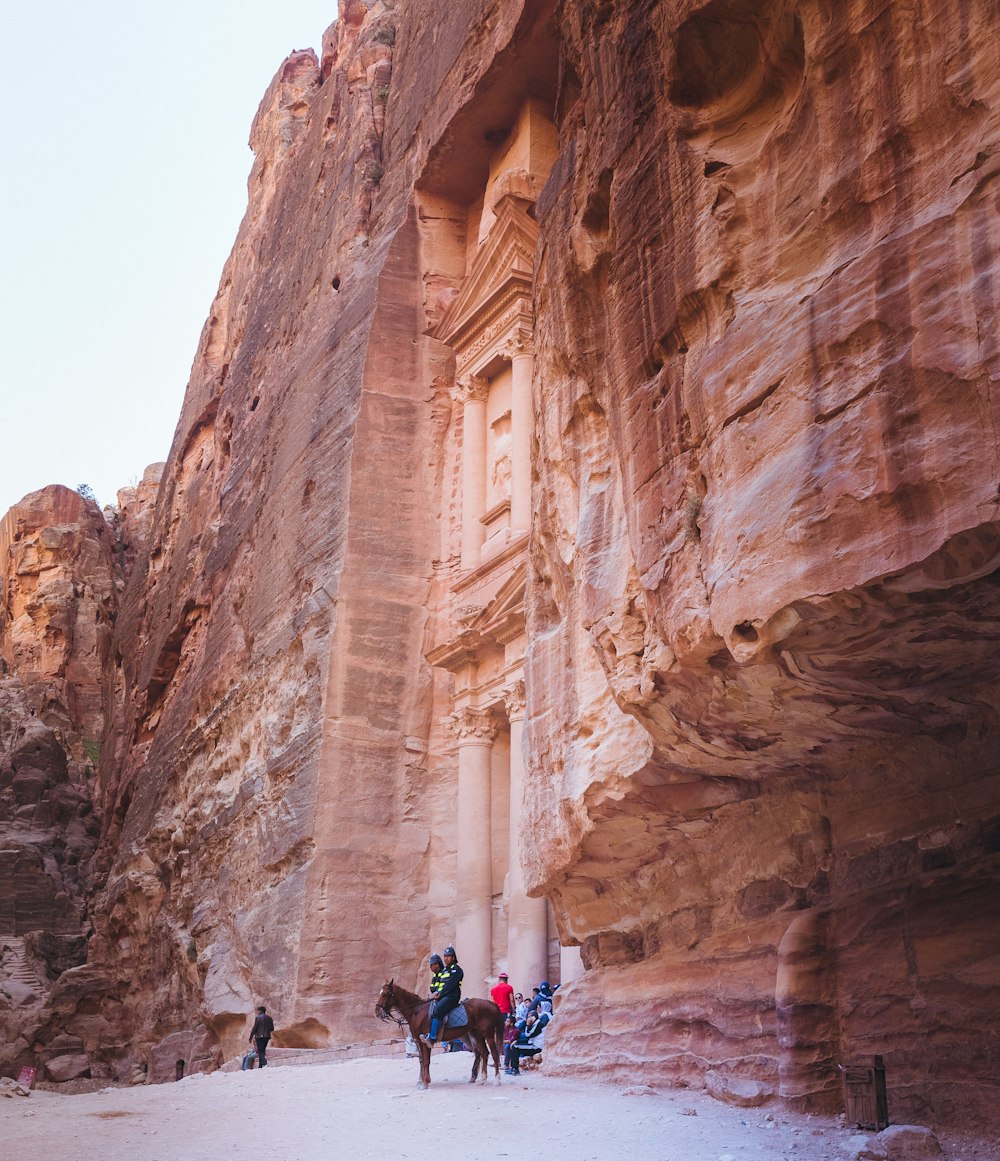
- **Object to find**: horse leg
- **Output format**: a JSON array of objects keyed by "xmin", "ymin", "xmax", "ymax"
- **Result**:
[
  {"xmin": 471, "ymin": 1032, "xmax": 489, "ymax": 1084},
  {"xmin": 489, "ymin": 1028, "xmax": 502, "ymax": 1083},
  {"xmin": 417, "ymin": 1040, "xmax": 431, "ymax": 1088}
]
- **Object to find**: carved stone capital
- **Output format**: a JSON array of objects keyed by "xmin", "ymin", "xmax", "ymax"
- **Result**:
[
  {"xmin": 502, "ymin": 679, "xmax": 526, "ymax": 722},
  {"xmin": 452, "ymin": 374, "xmax": 489, "ymax": 405},
  {"xmin": 499, "ymin": 326, "xmax": 533, "ymax": 361},
  {"xmin": 450, "ymin": 706, "xmax": 498, "ymax": 743}
]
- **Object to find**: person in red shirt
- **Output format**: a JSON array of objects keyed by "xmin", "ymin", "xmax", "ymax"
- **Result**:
[{"xmin": 490, "ymin": 972, "xmax": 515, "ymax": 1016}]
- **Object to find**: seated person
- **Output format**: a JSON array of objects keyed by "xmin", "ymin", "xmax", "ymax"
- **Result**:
[
  {"xmin": 506, "ymin": 1008, "xmax": 550, "ymax": 1075},
  {"xmin": 502, "ymin": 1014, "xmax": 518, "ymax": 1068}
]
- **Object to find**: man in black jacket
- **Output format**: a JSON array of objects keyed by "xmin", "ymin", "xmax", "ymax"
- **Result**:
[
  {"xmin": 250, "ymin": 1005, "xmax": 275, "ymax": 1067},
  {"xmin": 420, "ymin": 945, "xmax": 463, "ymax": 1047}
]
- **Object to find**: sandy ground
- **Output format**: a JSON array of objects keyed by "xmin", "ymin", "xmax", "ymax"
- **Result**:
[{"xmin": 2, "ymin": 1052, "xmax": 996, "ymax": 1161}]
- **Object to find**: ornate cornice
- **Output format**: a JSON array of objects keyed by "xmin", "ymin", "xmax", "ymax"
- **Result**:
[
  {"xmin": 454, "ymin": 300, "xmax": 534, "ymax": 379},
  {"xmin": 450, "ymin": 706, "xmax": 498, "ymax": 743}
]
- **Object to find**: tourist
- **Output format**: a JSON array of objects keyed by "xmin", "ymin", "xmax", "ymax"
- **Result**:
[
  {"xmin": 490, "ymin": 971, "xmax": 515, "ymax": 1016},
  {"xmin": 506, "ymin": 1006, "xmax": 550, "ymax": 1075},
  {"xmin": 502, "ymin": 1014, "xmax": 518, "ymax": 1069},
  {"xmin": 527, "ymin": 980, "xmax": 553, "ymax": 1016},
  {"xmin": 514, "ymin": 992, "xmax": 529, "ymax": 1021},
  {"xmin": 249, "ymin": 1005, "xmax": 274, "ymax": 1068},
  {"xmin": 420, "ymin": 944, "xmax": 463, "ymax": 1048}
]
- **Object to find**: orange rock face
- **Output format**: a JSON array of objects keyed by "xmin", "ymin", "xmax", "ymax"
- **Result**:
[
  {"xmin": 25, "ymin": 0, "xmax": 996, "ymax": 1124},
  {"xmin": 524, "ymin": 0, "xmax": 1000, "ymax": 1129},
  {"xmin": 0, "ymin": 486, "xmax": 117, "ymax": 1073}
]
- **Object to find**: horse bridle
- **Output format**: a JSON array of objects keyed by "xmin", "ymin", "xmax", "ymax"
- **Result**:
[{"xmin": 376, "ymin": 981, "xmax": 433, "ymax": 1031}]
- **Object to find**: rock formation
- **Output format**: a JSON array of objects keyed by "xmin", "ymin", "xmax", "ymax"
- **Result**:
[
  {"xmin": 4, "ymin": 0, "xmax": 998, "ymax": 1129},
  {"xmin": 0, "ymin": 486, "xmax": 117, "ymax": 1065},
  {"xmin": 524, "ymin": 0, "xmax": 1000, "ymax": 1129}
]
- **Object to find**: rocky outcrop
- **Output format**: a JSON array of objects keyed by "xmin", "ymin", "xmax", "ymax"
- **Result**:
[
  {"xmin": 525, "ymin": 0, "xmax": 1000, "ymax": 1131},
  {"xmin": 19, "ymin": 0, "xmax": 996, "ymax": 1129},
  {"xmin": 0, "ymin": 486, "xmax": 119, "ymax": 1075}
]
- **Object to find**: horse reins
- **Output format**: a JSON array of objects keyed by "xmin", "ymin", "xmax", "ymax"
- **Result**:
[{"xmin": 381, "ymin": 987, "xmax": 433, "ymax": 1031}]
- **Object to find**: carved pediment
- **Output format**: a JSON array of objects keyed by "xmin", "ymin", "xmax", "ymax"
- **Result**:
[
  {"xmin": 433, "ymin": 195, "xmax": 539, "ymax": 356},
  {"xmin": 426, "ymin": 558, "xmax": 527, "ymax": 670}
]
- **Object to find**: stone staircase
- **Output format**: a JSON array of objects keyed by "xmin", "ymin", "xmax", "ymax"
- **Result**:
[{"xmin": 0, "ymin": 936, "xmax": 45, "ymax": 992}]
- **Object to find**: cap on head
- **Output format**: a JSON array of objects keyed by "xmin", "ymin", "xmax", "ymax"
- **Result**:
[
  {"xmin": 443, "ymin": 945, "xmax": 456, "ymax": 957},
  {"xmin": 499, "ymin": 972, "xmax": 508, "ymax": 979},
  {"xmin": 257, "ymin": 1006, "xmax": 266, "ymax": 1013},
  {"xmin": 429, "ymin": 954, "xmax": 443, "ymax": 967},
  {"xmin": 540, "ymin": 981, "xmax": 549, "ymax": 988}
]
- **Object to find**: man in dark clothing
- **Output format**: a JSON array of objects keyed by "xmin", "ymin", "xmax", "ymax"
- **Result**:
[
  {"xmin": 250, "ymin": 1005, "xmax": 275, "ymax": 1067},
  {"xmin": 420, "ymin": 945, "xmax": 463, "ymax": 1047},
  {"xmin": 428, "ymin": 953, "xmax": 445, "ymax": 999}
]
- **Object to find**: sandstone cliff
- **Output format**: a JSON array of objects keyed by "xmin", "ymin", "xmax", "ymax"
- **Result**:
[
  {"xmin": 14, "ymin": 0, "xmax": 997, "ymax": 1127},
  {"xmin": 0, "ymin": 487, "xmax": 116, "ymax": 1071},
  {"xmin": 524, "ymin": 0, "xmax": 1000, "ymax": 1128}
]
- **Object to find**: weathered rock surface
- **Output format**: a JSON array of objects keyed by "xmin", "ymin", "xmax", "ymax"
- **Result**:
[
  {"xmin": 0, "ymin": 485, "xmax": 120, "ymax": 1076},
  {"xmin": 878, "ymin": 1125, "xmax": 943, "ymax": 1161},
  {"xmin": 0, "ymin": 487, "xmax": 117, "ymax": 936},
  {"xmin": 525, "ymin": 0, "xmax": 1000, "ymax": 1133},
  {"xmin": 18, "ymin": 0, "xmax": 996, "ymax": 1131}
]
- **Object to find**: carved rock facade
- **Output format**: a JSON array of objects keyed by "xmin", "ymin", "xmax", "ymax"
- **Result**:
[{"xmin": 6, "ymin": 0, "xmax": 996, "ymax": 1126}]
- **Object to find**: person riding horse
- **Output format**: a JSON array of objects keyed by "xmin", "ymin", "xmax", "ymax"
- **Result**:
[
  {"xmin": 428, "ymin": 953, "xmax": 444, "ymax": 999},
  {"xmin": 421, "ymin": 945, "xmax": 463, "ymax": 1047}
]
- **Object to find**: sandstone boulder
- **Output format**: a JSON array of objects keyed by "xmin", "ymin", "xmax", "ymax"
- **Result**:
[
  {"xmin": 877, "ymin": 1126, "xmax": 943, "ymax": 1160},
  {"xmin": 43, "ymin": 1053, "xmax": 91, "ymax": 1082},
  {"xmin": 705, "ymin": 1069, "xmax": 775, "ymax": 1108}
]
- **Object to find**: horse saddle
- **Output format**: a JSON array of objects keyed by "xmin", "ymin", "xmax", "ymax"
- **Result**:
[{"xmin": 443, "ymin": 1003, "xmax": 468, "ymax": 1028}]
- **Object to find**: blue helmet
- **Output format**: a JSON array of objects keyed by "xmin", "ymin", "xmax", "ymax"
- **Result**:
[
  {"xmin": 443, "ymin": 946, "xmax": 457, "ymax": 958},
  {"xmin": 429, "ymin": 954, "xmax": 443, "ymax": 967}
]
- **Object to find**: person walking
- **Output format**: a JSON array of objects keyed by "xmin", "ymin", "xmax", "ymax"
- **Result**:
[{"xmin": 249, "ymin": 1005, "xmax": 275, "ymax": 1068}]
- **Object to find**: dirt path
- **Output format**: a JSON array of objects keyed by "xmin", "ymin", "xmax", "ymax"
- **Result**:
[{"xmin": 1, "ymin": 1053, "xmax": 994, "ymax": 1161}]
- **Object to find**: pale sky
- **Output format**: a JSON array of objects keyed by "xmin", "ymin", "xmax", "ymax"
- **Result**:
[{"xmin": 1, "ymin": 2, "xmax": 340, "ymax": 518}]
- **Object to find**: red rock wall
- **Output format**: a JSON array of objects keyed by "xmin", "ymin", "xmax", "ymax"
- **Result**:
[
  {"xmin": 0, "ymin": 486, "xmax": 117, "ymax": 1072},
  {"xmin": 30, "ymin": 0, "xmax": 997, "ymax": 1124},
  {"xmin": 80, "ymin": 0, "xmax": 528, "ymax": 1081},
  {"xmin": 525, "ymin": 0, "xmax": 1000, "ymax": 1128}
]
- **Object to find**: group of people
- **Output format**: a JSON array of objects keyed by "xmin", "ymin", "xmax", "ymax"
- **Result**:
[
  {"xmin": 420, "ymin": 946, "xmax": 555, "ymax": 1075},
  {"xmin": 246, "ymin": 947, "xmax": 554, "ymax": 1077},
  {"xmin": 490, "ymin": 975, "xmax": 554, "ymax": 1075}
]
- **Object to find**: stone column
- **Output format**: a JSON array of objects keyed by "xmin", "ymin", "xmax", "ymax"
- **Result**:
[
  {"xmin": 503, "ymin": 680, "xmax": 548, "ymax": 996},
  {"xmin": 776, "ymin": 909, "xmax": 840, "ymax": 1110},
  {"xmin": 506, "ymin": 335, "xmax": 533, "ymax": 534},
  {"xmin": 452, "ymin": 706, "xmax": 497, "ymax": 998},
  {"xmin": 455, "ymin": 375, "xmax": 489, "ymax": 570}
]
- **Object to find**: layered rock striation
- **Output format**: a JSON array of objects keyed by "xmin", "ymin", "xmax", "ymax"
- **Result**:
[
  {"xmin": 12, "ymin": 0, "xmax": 997, "ymax": 1126},
  {"xmin": 0, "ymin": 486, "xmax": 118, "ymax": 1068},
  {"xmin": 525, "ymin": 0, "xmax": 1000, "ymax": 1128}
]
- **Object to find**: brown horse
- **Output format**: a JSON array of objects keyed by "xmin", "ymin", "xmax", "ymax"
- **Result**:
[{"xmin": 375, "ymin": 979, "xmax": 504, "ymax": 1088}]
